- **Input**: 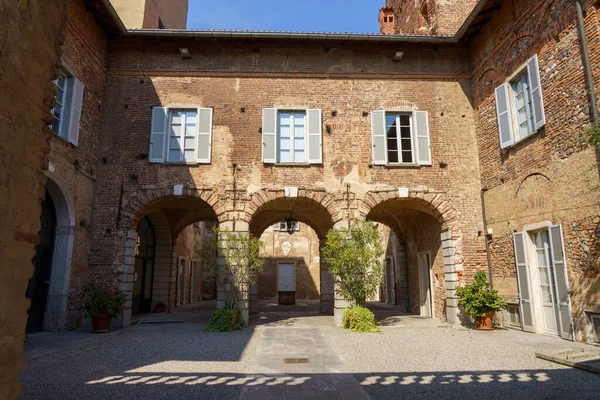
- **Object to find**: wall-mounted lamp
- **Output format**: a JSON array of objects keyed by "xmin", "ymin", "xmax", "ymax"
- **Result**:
[{"xmin": 392, "ymin": 51, "xmax": 405, "ymax": 61}]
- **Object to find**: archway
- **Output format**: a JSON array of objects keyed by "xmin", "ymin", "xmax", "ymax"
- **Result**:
[
  {"xmin": 364, "ymin": 194, "xmax": 456, "ymax": 323},
  {"xmin": 247, "ymin": 194, "xmax": 338, "ymax": 316},
  {"xmin": 26, "ymin": 176, "xmax": 75, "ymax": 332}
]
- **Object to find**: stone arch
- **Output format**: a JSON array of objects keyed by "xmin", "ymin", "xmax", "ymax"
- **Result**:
[
  {"xmin": 39, "ymin": 174, "xmax": 76, "ymax": 331},
  {"xmin": 244, "ymin": 189, "xmax": 343, "ymax": 239},
  {"xmin": 359, "ymin": 189, "xmax": 460, "ymax": 324},
  {"xmin": 119, "ymin": 187, "xmax": 225, "ymax": 232}
]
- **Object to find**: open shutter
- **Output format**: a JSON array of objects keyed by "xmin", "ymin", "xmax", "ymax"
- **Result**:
[
  {"xmin": 527, "ymin": 54, "xmax": 546, "ymax": 131},
  {"xmin": 307, "ymin": 109, "xmax": 322, "ymax": 164},
  {"xmin": 371, "ymin": 110, "xmax": 387, "ymax": 165},
  {"xmin": 548, "ymin": 225, "xmax": 574, "ymax": 341},
  {"xmin": 414, "ymin": 111, "xmax": 432, "ymax": 165},
  {"xmin": 513, "ymin": 232, "xmax": 536, "ymax": 333},
  {"xmin": 149, "ymin": 107, "xmax": 167, "ymax": 163},
  {"xmin": 495, "ymin": 83, "xmax": 514, "ymax": 149},
  {"xmin": 196, "ymin": 107, "xmax": 213, "ymax": 164},
  {"xmin": 67, "ymin": 78, "xmax": 84, "ymax": 146},
  {"xmin": 262, "ymin": 108, "xmax": 277, "ymax": 163}
]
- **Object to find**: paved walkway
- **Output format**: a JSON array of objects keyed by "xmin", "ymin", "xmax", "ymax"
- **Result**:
[{"xmin": 239, "ymin": 327, "xmax": 370, "ymax": 399}]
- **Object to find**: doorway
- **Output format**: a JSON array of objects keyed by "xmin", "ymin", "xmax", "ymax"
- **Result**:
[
  {"xmin": 132, "ymin": 216, "xmax": 155, "ymax": 315},
  {"xmin": 418, "ymin": 252, "xmax": 433, "ymax": 318},
  {"xmin": 26, "ymin": 189, "xmax": 56, "ymax": 333},
  {"xmin": 278, "ymin": 263, "xmax": 296, "ymax": 305}
]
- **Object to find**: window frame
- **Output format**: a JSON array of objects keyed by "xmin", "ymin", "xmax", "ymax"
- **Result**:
[
  {"xmin": 509, "ymin": 71, "xmax": 536, "ymax": 142},
  {"xmin": 166, "ymin": 108, "xmax": 198, "ymax": 164},
  {"xmin": 277, "ymin": 109, "xmax": 307, "ymax": 164},
  {"xmin": 51, "ymin": 70, "xmax": 69, "ymax": 138},
  {"xmin": 383, "ymin": 111, "xmax": 416, "ymax": 165}
]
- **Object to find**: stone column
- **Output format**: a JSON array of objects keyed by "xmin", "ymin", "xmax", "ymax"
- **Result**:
[
  {"xmin": 441, "ymin": 230, "xmax": 458, "ymax": 324},
  {"xmin": 216, "ymin": 221, "xmax": 250, "ymax": 326},
  {"xmin": 43, "ymin": 225, "xmax": 75, "ymax": 331},
  {"xmin": 319, "ymin": 238, "xmax": 334, "ymax": 315},
  {"xmin": 332, "ymin": 221, "xmax": 350, "ymax": 326},
  {"xmin": 396, "ymin": 243, "xmax": 409, "ymax": 312},
  {"xmin": 118, "ymin": 230, "xmax": 138, "ymax": 328}
]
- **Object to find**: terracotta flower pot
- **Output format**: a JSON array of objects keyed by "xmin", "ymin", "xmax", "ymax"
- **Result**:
[
  {"xmin": 232, "ymin": 312, "xmax": 240, "ymax": 326},
  {"xmin": 92, "ymin": 314, "xmax": 113, "ymax": 333},
  {"xmin": 475, "ymin": 312, "xmax": 494, "ymax": 331}
]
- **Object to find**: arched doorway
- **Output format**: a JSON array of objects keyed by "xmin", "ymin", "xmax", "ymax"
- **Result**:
[
  {"xmin": 132, "ymin": 216, "xmax": 156, "ymax": 315},
  {"xmin": 26, "ymin": 189, "xmax": 57, "ymax": 333}
]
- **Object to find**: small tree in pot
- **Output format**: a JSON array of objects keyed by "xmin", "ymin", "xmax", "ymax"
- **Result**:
[
  {"xmin": 456, "ymin": 271, "xmax": 507, "ymax": 330},
  {"xmin": 82, "ymin": 283, "xmax": 126, "ymax": 333}
]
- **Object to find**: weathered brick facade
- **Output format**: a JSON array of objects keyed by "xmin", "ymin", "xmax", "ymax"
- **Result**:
[
  {"xmin": 469, "ymin": 0, "xmax": 600, "ymax": 342},
  {"xmin": 0, "ymin": 0, "xmax": 69, "ymax": 397}
]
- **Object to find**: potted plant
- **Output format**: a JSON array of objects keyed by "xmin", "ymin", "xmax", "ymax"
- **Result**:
[
  {"xmin": 201, "ymin": 278, "xmax": 215, "ymax": 300},
  {"xmin": 81, "ymin": 283, "xmax": 126, "ymax": 333},
  {"xmin": 154, "ymin": 302, "xmax": 167, "ymax": 313},
  {"xmin": 456, "ymin": 271, "xmax": 507, "ymax": 330}
]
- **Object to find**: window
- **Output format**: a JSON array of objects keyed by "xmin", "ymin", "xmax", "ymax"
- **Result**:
[
  {"xmin": 51, "ymin": 67, "xmax": 84, "ymax": 145},
  {"xmin": 149, "ymin": 106, "xmax": 213, "ymax": 164},
  {"xmin": 274, "ymin": 221, "xmax": 301, "ymax": 231},
  {"xmin": 262, "ymin": 108, "xmax": 322, "ymax": 164},
  {"xmin": 495, "ymin": 54, "xmax": 546, "ymax": 149},
  {"xmin": 371, "ymin": 110, "xmax": 431, "ymax": 166}
]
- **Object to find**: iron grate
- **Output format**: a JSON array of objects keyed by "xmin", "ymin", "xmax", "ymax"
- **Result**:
[{"xmin": 283, "ymin": 358, "xmax": 310, "ymax": 364}]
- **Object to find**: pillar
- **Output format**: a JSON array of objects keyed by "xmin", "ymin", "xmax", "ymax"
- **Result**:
[
  {"xmin": 118, "ymin": 230, "xmax": 138, "ymax": 328},
  {"xmin": 332, "ymin": 220, "xmax": 350, "ymax": 326},
  {"xmin": 441, "ymin": 230, "xmax": 458, "ymax": 324},
  {"xmin": 319, "ymin": 238, "xmax": 334, "ymax": 315}
]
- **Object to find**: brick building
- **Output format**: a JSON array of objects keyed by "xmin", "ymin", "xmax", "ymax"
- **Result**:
[{"xmin": 7, "ymin": 8, "xmax": 600, "ymax": 395}]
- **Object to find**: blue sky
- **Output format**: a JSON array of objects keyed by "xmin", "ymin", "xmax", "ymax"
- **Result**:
[{"xmin": 187, "ymin": 0, "xmax": 381, "ymax": 33}]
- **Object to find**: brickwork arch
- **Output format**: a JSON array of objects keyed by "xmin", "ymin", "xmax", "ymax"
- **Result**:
[
  {"xmin": 119, "ymin": 187, "xmax": 226, "ymax": 234},
  {"xmin": 244, "ymin": 189, "xmax": 344, "ymax": 239}
]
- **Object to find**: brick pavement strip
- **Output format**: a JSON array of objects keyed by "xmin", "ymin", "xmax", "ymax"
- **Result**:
[{"xmin": 239, "ymin": 327, "xmax": 371, "ymax": 400}]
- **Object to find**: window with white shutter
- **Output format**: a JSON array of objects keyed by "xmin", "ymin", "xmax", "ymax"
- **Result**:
[
  {"xmin": 51, "ymin": 67, "xmax": 84, "ymax": 146},
  {"xmin": 371, "ymin": 110, "xmax": 431, "ymax": 166},
  {"xmin": 149, "ymin": 107, "xmax": 212, "ymax": 164},
  {"xmin": 495, "ymin": 54, "xmax": 546, "ymax": 148}
]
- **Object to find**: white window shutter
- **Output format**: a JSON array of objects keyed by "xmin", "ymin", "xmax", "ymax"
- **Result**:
[
  {"xmin": 495, "ymin": 83, "xmax": 514, "ymax": 149},
  {"xmin": 371, "ymin": 110, "xmax": 387, "ymax": 165},
  {"xmin": 548, "ymin": 225, "xmax": 574, "ymax": 341},
  {"xmin": 513, "ymin": 232, "xmax": 536, "ymax": 333},
  {"xmin": 414, "ymin": 111, "xmax": 432, "ymax": 165},
  {"xmin": 149, "ymin": 107, "xmax": 167, "ymax": 163},
  {"xmin": 196, "ymin": 107, "xmax": 213, "ymax": 164},
  {"xmin": 307, "ymin": 109, "xmax": 322, "ymax": 164},
  {"xmin": 67, "ymin": 78, "xmax": 84, "ymax": 146},
  {"xmin": 527, "ymin": 54, "xmax": 546, "ymax": 131},
  {"xmin": 262, "ymin": 108, "xmax": 277, "ymax": 163}
]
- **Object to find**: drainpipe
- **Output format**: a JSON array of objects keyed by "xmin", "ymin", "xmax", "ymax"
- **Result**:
[
  {"xmin": 480, "ymin": 188, "xmax": 494, "ymax": 289},
  {"xmin": 576, "ymin": 0, "xmax": 598, "ymax": 123}
]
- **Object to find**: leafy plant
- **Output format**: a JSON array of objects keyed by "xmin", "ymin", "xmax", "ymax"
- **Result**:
[
  {"xmin": 204, "ymin": 307, "xmax": 243, "ymax": 332},
  {"xmin": 342, "ymin": 306, "xmax": 381, "ymax": 333},
  {"xmin": 81, "ymin": 283, "xmax": 126, "ymax": 318},
  {"xmin": 321, "ymin": 221, "xmax": 385, "ymax": 307},
  {"xmin": 456, "ymin": 271, "xmax": 507, "ymax": 318},
  {"xmin": 583, "ymin": 120, "xmax": 600, "ymax": 150},
  {"xmin": 199, "ymin": 227, "xmax": 265, "ymax": 310}
]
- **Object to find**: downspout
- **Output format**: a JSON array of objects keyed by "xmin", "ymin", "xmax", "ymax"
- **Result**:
[
  {"xmin": 480, "ymin": 188, "xmax": 494, "ymax": 289},
  {"xmin": 576, "ymin": 0, "xmax": 599, "ymax": 123}
]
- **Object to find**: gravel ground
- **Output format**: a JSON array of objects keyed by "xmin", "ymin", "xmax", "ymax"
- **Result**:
[
  {"xmin": 20, "ymin": 316, "xmax": 260, "ymax": 400},
  {"xmin": 322, "ymin": 325, "xmax": 600, "ymax": 400}
]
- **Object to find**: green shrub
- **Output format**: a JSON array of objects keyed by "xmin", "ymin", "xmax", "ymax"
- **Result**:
[
  {"xmin": 204, "ymin": 307, "xmax": 243, "ymax": 332},
  {"xmin": 342, "ymin": 306, "xmax": 380, "ymax": 333},
  {"xmin": 81, "ymin": 283, "xmax": 126, "ymax": 318},
  {"xmin": 456, "ymin": 271, "xmax": 507, "ymax": 318}
]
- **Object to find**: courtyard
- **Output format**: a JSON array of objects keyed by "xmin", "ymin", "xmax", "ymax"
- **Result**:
[{"xmin": 20, "ymin": 310, "xmax": 600, "ymax": 400}]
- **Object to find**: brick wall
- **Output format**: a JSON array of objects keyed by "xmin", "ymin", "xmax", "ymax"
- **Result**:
[
  {"xmin": 0, "ymin": 0, "xmax": 69, "ymax": 397},
  {"xmin": 470, "ymin": 0, "xmax": 600, "ymax": 341}
]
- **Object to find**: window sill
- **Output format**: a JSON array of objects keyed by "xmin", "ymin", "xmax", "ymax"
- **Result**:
[
  {"xmin": 52, "ymin": 132, "xmax": 77, "ymax": 147},
  {"xmin": 152, "ymin": 162, "xmax": 210, "ymax": 166},
  {"xmin": 372, "ymin": 163, "xmax": 422, "ymax": 169},
  {"xmin": 264, "ymin": 162, "xmax": 317, "ymax": 168},
  {"xmin": 505, "ymin": 127, "xmax": 543, "ymax": 150}
]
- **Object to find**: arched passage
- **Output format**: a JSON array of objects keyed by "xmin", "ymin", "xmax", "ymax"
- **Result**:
[
  {"xmin": 363, "ymin": 192, "xmax": 459, "ymax": 323},
  {"xmin": 26, "ymin": 176, "xmax": 75, "ymax": 332},
  {"xmin": 247, "ymin": 194, "xmax": 339, "ymax": 316},
  {"xmin": 120, "ymin": 190, "xmax": 220, "ymax": 326}
]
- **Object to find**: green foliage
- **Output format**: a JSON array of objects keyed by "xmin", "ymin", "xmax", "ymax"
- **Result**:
[
  {"xmin": 199, "ymin": 227, "xmax": 265, "ymax": 310},
  {"xmin": 342, "ymin": 306, "xmax": 381, "ymax": 333},
  {"xmin": 456, "ymin": 271, "xmax": 508, "ymax": 318},
  {"xmin": 321, "ymin": 221, "xmax": 385, "ymax": 307},
  {"xmin": 583, "ymin": 121, "xmax": 600, "ymax": 150},
  {"xmin": 81, "ymin": 283, "xmax": 126, "ymax": 318},
  {"xmin": 204, "ymin": 307, "xmax": 243, "ymax": 332}
]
